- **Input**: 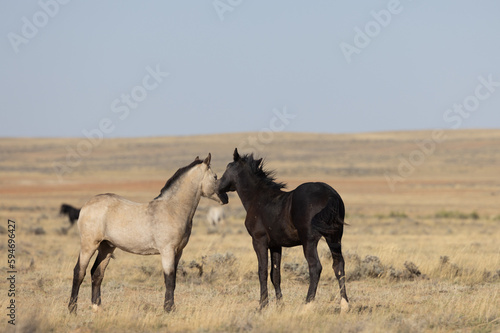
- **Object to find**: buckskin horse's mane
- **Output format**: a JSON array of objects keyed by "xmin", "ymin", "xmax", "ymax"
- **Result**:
[{"xmin": 155, "ymin": 159, "xmax": 204, "ymax": 200}]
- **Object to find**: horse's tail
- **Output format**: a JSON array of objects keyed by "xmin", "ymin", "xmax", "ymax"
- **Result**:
[{"xmin": 311, "ymin": 195, "xmax": 345, "ymax": 236}]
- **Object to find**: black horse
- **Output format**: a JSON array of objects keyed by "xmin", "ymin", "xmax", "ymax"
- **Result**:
[
  {"xmin": 60, "ymin": 204, "xmax": 81, "ymax": 227},
  {"xmin": 217, "ymin": 149, "xmax": 349, "ymax": 312}
]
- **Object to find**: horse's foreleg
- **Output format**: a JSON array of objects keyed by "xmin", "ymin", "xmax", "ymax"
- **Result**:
[
  {"xmin": 252, "ymin": 239, "xmax": 269, "ymax": 309},
  {"xmin": 302, "ymin": 240, "xmax": 322, "ymax": 303},
  {"xmin": 68, "ymin": 246, "xmax": 98, "ymax": 314},
  {"xmin": 90, "ymin": 241, "xmax": 115, "ymax": 311},
  {"xmin": 270, "ymin": 246, "xmax": 283, "ymax": 301},
  {"xmin": 161, "ymin": 250, "xmax": 177, "ymax": 312}
]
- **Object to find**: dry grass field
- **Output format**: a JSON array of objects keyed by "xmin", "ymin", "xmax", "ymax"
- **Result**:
[{"xmin": 1, "ymin": 129, "xmax": 499, "ymax": 332}]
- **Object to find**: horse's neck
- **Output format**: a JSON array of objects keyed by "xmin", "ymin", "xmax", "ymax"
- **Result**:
[
  {"xmin": 156, "ymin": 174, "xmax": 202, "ymax": 220},
  {"xmin": 236, "ymin": 173, "xmax": 278, "ymax": 212}
]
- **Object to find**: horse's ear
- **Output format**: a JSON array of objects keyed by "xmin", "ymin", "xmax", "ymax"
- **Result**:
[
  {"xmin": 195, "ymin": 156, "xmax": 200, "ymax": 161},
  {"xmin": 233, "ymin": 148, "xmax": 240, "ymax": 161},
  {"xmin": 203, "ymin": 153, "xmax": 211, "ymax": 165}
]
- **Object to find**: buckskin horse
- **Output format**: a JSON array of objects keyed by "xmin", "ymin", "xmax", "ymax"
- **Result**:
[
  {"xmin": 217, "ymin": 149, "xmax": 349, "ymax": 313},
  {"xmin": 68, "ymin": 154, "xmax": 228, "ymax": 314}
]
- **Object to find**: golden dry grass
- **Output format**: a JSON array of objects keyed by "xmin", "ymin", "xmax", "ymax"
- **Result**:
[{"xmin": 1, "ymin": 130, "xmax": 499, "ymax": 332}]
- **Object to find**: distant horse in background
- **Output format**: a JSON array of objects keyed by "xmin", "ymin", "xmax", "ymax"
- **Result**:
[
  {"xmin": 68, "ymin": 154, "xmax": 228, "ymax": 314},
  {"xmin": 207, "ymin": 206, "xmax": 225, "ymax": 227},
  {"xmin": 217, "ymin": 149, "xmax": 349, "ymax": 313},
  {"xmin": 60, "ymin": 204, "xmax": 80, "ymax": 227}
]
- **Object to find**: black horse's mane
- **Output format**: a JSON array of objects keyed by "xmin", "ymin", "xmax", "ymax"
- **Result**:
[
  {"xmin": 241, "ymin": 154, "xmax": 286, "ymax": 190},
  {"xmin": 155, "ymin": 159, "xmax": 204, "ymax": 200}
]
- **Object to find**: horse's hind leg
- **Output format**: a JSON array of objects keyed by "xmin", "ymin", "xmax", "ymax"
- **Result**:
[
  {"xmin": 302, "ymin": 239, "xmax": 322, "ymax": 303},
  {"xmin": 90, "ymin": 241, "xmax": 116, "ymax": 311},
  {"xmin": 325, "ymin": 235, "xmax": 349, "ymax": 312},
  {"xmin": 68, "ymin": 244, "xmax": 99, "ymax": 314}
]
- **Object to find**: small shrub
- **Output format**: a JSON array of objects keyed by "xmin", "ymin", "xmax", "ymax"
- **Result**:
[
  {"xmin": 347, "ymin": 254, "xmax": 384, "ymax": 281},
  {"xmin": 437, "ymin": 256, "xmax": 462, "ymax": 278},
  {"xmin": 387, "ymin": 261, "xmax": 424, "ymax": 281},
  {"xmin": 389, "ymin": 211, "xmax": 408, "ymax": 218},
  {"xmin": 375, "ymin": 211, "xmax": 408, "ymax": 219},
  {"xmin": 435, "ymin": 256, "xmax": 498, "ymax": 283},
  {"xmin": 469, "ymin": 211, "xmax": 480, "ymax": 220},
  {"xmin": 361, "ymin": 255, "xmax": 385, "ymax": 278},
  {"xmin": 347, "ymin": 254, "xmax": 425, "ymax": 281},
  {"xmin": 283, "ymin": 262, "xmax": 309, "ymax": 282},
  {"xmin": 188, "ymin": 260, "xmax": 203, "ymax": 277},
  {"xmin": 32, "ymin": 227, "xmax": 46, "ymax": 235},
  {"xmin": 200, "ymin": 252, "xmax": 238, "ymax": 283},
  {"xmin": 404, "ymin": 261, "xmax": 421, "ymax": 277},
  {"xmin": 435, "ymin": 210, "xmax": 480, "ymax": 219}
]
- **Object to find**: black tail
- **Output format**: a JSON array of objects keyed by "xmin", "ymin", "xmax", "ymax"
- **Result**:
[
  {"xmin": 60, "ymin": 204, "xmax": 81, "ymax": 226},
  {"xmin": 311, "ymin": 196, "xmax": 345, "ymax": 235}
]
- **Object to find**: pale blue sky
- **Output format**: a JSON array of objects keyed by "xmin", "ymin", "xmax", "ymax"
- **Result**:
[{"xmin": 1, "ymin": 1, "xmax": 499, "ymax": 138}]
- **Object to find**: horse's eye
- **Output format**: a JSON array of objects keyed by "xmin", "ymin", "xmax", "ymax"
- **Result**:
[{"xmin": 214, "ymin": 174, "xmax": 217, "ymax": 180}]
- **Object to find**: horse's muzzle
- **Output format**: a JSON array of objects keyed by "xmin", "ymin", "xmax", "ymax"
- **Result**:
[{"xmin": 217, "ymin": 191, "xmax": 229, "ymax": 205}]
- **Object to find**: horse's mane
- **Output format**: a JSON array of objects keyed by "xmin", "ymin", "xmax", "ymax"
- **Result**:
[
  {"xmin": 241, "ymin": 154, "xmax": 286, "ymax": 190},
  {"xmin": 154, "ymin": 159, "xmax": 204, "ymax": 200}
]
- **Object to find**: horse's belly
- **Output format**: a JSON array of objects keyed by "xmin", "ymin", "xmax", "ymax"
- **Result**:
[
  {"xmin": 268, "ymin": 226, "xmax": 301, "ymax": 247},
  {"xmin": 275, "ymin": 238, "xmax": 301, "ymax": 247},
  {"xmin": 115, "ymin": 243, "xmax": 160, "ymax": 256},
  {"xmin": 105, "ymin": 230, "xmax": 159, "ymax": 255}
]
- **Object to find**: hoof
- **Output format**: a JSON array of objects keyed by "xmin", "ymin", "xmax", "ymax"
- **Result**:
[
  {"xmin": 92, "ymin": 304, "xmax": 101, "ymax": 313},
  {"xmin": 258, "ymin": 299, "xmax": 269, "ymax": 311},
  {"xmin": 68, "ymin": 303, "xmax": 77, "ymax": 315},
  {"xmin": 340, "ymin": 298, "xmax": 350, "ymax": 313},
  {"xmin": 164, "ymin": 304, "xmax": 175, "ymax": 313}
]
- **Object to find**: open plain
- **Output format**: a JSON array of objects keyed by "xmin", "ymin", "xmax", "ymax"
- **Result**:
[{"xmin": 1, "ymin": 130, "xmax": 499, "ymax": 332}]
